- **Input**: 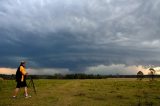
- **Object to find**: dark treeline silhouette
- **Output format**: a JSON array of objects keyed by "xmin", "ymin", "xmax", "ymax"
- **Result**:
[
  {"xmin": 0, "ymin": 74, "xmax": 106, "ymax": 80},
  {"xmin": 1, "ymin": 74, "xmax": 160, "ymax": 80}
]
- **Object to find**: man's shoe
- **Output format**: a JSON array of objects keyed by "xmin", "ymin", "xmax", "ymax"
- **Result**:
[
  {"xmin": 25, "ymin": 95, "xmax": 31, "ymax": 98},
  {"xmin": 12, "ymin": 96, "xmax": 16, "ymax": 99}
]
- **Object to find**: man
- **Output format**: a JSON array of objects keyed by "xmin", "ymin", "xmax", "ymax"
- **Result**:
[{"xmin": 13, "ymin": 61, "xmax": 31, "ymax": 98}]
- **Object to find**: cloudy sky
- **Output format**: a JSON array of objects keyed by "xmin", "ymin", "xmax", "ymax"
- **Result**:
[{"xmin": 0, "ymin": 0, "xmax": 160, "ymax": 75}]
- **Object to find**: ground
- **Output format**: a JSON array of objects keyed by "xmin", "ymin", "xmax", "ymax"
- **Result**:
[{"xmin": 0, "ymin": 78, "xmax": 160, "ymax": 106}]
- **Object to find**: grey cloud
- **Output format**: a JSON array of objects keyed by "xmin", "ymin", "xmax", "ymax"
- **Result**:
[{"xmin": 0, "ymin": 0, "xmax": 160, "ymax": 73}]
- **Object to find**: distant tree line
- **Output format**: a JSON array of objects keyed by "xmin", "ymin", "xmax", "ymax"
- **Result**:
[
  {"xmin": 1, "ymin": 73, "xmax": 160, "ymax": 80},
  {"xmin": 0, "ymin": 74, "xmax": 106, "ymax": 80}
]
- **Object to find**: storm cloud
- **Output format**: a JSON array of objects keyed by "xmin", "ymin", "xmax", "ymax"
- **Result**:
[{"xmin": 0, "ymin": 0, "xmax": 160, "ymax": 74}]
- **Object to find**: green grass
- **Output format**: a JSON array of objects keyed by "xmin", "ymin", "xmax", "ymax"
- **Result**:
[{"xmin": 1, "ymin": 78, "xmax": 160, "ymax": 106}]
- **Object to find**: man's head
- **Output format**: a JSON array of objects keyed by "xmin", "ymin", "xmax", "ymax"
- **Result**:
[{"xmin": 20, "ymin": 61, "xmax": 26, "ymax": 67}]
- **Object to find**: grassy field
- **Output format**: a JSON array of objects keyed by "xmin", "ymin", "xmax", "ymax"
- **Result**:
[{"xmin": 0, "ymin": 78, "xmax": 160, "ymax": 106}]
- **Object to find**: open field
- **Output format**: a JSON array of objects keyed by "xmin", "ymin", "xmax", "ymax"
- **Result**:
[{"xmin": 0, "ymin": 78, "xmax": 160, "ymax": 106}]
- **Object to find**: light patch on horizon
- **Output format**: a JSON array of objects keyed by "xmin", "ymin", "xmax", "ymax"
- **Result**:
[
  {"xmin": 0, "ymin": 67, "xmax": 71, "ymax": 75},
  {"xmin": 1, "ymin": 65, "xmax": 160, "ymax": 75},
  {"xmin": 85, "ymin": 64, "xmax": 151, "ymax": 75},
  {"xmin": 0, "ymin": 68, "xmax": 16, "ymax": 75}
]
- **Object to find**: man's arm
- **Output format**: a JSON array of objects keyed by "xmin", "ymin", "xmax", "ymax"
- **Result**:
[{"xmin": 20, "ymin": 66, "xmax": 27, "ymax": 75}]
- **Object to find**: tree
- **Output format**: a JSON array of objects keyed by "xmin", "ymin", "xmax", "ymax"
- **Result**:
[
  {"xmin": 137, "ymin": 71, "xmax": 144, "ymax": 80},
  {"xmin": 149, "ymin": 68, "xmax": 156, "ymax": 81}
]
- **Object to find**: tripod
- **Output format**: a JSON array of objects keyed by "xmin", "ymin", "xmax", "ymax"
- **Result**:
[{"xmin": 28, "ymin": 76, "xmax": 37, "ymax": 95}]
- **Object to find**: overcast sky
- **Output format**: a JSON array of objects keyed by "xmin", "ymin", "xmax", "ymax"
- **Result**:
[{"xmin": 0, "ymin": 0, "xmax": 160, "ymax": 75}]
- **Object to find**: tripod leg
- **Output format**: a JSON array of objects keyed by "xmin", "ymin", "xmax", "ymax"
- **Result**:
[
  {"xmin": 30, "ymin": 78, "xmax": 37, "ymax": 95},
  {"xmin": 27, "ymin": 80, "xmax": 32, "ymax": 87}
]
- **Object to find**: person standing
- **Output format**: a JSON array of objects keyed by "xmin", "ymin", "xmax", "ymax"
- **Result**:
[{"xmin": 13, "ymin": 61, "xmax": 31, "ymax": 98}]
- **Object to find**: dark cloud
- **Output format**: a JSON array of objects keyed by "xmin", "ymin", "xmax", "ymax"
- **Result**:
[{"xmin": 0, "ymin": 0, "xmax": 160, "ymax": 73}]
